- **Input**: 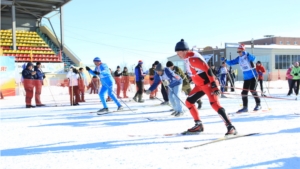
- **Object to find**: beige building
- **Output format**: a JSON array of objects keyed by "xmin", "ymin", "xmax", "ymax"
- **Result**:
[{"xmin": 167, "ymin": 44, "xmax": 300, "ymax": 81}]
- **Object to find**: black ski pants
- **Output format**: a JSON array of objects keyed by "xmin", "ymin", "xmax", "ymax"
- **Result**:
[{"xmin": 241, "ymin": 77, "xmax": 260, "ymax": 107}]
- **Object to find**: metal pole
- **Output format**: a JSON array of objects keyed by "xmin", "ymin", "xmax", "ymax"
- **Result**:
[
  {"xmin": 60, "ymin": 7, "xmax": 64, "ymax": 51},
  {"xmin": 47, "ymin": 18, "xmax": 61, "ymax": 51},
  {"xmin": 12, "ymin": 4, "xmax": 17, "ymax": 50}
]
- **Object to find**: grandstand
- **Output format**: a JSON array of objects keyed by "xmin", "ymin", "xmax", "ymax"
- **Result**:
[{"xmin": 1, "ymin": 0, "xmax": 80, "ymax": 70}]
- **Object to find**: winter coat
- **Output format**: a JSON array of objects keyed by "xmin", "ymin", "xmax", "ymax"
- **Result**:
[
  {"xmin": 286, "ymin": 68, "xmax": 293, "ymax": 80},
  {"xmin": 149, "ymin": 67, "xmax": 182, "ymax": 91},
  {"xmin": 22, "ymin": 68, "xmax": 36, "ymax": 79},
  {"xmin": 122, "ymin": 71, "xmax": 129, "ymax": 76},
  {"xmin": 34, "ymin": 66, "xmax": 45, "ymax": 80},
  {"xmin": 256, "ymin": 64, "xmax": 266, "ymax": 80},
  {"xmin": 114, "ymin": 70, "xmax": 122, "ymax": 77},
  {"xmin": 173, "ymin": 66, "xmax": 189, "ymax": 88},
  {"xmin": 226, "ymin": 51, "xmax": 257, "ymax": 80},
  {"xmin": 135, "ymin": 65, "xmax": 145, "ymax": 82},
  {"xmin": 67, "ymin": 71, "xmax": 79, "ymax": 86},
  {"xmin": 290, "ymin": 66, "xmax": 300, "ymax": 80}
]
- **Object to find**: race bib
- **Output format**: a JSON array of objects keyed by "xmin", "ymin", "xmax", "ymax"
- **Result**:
[{"xmin": 239, "ymin": 55, "xmax": 251, "ymax": 71}]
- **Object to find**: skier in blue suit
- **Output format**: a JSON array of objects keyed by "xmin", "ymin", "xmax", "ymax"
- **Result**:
[
  {"xmin": 86, "ymin": 57, "xmax": 123, "ymax": 112},
  {"xmin": 223, "ymin": 44, "xmax": 261, "ymax": 113}
]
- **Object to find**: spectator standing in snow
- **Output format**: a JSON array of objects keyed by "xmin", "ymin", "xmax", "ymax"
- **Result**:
[
  {"xmin": 34, "ymin": 62, "xmax": 45, "ymax": 107},
  {"xmin": 122, "ymin": 67, "xmax": 130, "ymax": 98},
  {"xmin": 286, "ymin": 65, "xmax": 296, "ymax": 95},
  {"xmin": 22, "ymin": 62, "xmax": 36, "ymax": 108},
  {"xmin": 148, "ymin": 64, "xmax": 158, "ymax": 99},
  {"xmin": 67, "ymin": 66, "xmax": 80, "ymax": 106},
  {"xmin": 114, "ymin": 66, "xmax": 122, "ymax": 98},
  {"xmin": 78, "ymin": 67, "xmax": 88, "ymax": 102},
  {"xmin": 133, "ymin": 60, "xmax": 147, "ymax": 103},
  {"xmin": 256, "ymin": 61, "xmax": 266, "ymax": 96},
  {"xmin": 288, "ymin": 62, "xmax": 300, "ymax": 96}
]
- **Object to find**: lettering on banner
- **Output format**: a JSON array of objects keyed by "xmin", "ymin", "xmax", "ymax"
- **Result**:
[{"xmin": 0, "ymin": 66, "xmax": 7, "ymax": 71}]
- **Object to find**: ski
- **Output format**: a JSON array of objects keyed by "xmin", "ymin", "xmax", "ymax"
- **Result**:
[
  {"xmin": 228, "ymin": 109, "xmax": 270, "ymax": 116},
  {"xmin": 184, "ymin": 133, "xmax": 260, "ymax": 149},
  {"xmin": 94, "ymin": 109, "xmax": 138, "ymax": 115},
  {"xmin": 128, "ymin": 132, "xmax": 224, "ymax": 138},
  {"xmin": 146, "ymin": 114, "xmax": 187, "ymax": 121}
]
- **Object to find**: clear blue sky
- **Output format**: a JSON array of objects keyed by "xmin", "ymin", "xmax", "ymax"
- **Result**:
[{"xmin": 41, "ymin": 0, "xmax": 300, "ymax": 71}]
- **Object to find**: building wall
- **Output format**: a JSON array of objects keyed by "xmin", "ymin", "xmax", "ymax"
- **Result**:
[
  {"xmin": 240, "ymin": 37, "xmax": 300, "ymax": 45},
  {"xmin": 1, "ymin": 16, "xmax": 37, "ymax": 31}
]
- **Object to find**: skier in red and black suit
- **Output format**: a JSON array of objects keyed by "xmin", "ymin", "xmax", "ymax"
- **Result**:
[{"xmin": 175, "ymin": 39, "xmax": 237, "ymax": 135}]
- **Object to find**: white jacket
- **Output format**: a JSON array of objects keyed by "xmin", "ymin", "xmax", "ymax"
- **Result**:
[{"xmin": 67, "ymin": 71, "xmax": 79, "ymax": 86}]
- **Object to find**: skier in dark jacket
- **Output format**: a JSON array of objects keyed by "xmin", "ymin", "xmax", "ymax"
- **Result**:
[
  {"xmin": 133, "ymin": 60, "xmax": 147, "ymax": 102},
  {"xmin": 22, "ymin": 62, "xmax": 36, "ymax": 108}
]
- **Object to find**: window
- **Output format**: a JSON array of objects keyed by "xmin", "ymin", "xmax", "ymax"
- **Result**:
[
  {"xmin": 287, "ymin": 41, "xmax": 290, "ymax": 45},
  {"xmin": 295, "ymin": 41, "xmax": 298, "ymax": 45},
  {"xmin": 279, "ymin": 41, "xmax": 282, "ymax": 45},
  {"xmin": 275, "ymin": 54, "xmax": 300, "ymax": 69}
]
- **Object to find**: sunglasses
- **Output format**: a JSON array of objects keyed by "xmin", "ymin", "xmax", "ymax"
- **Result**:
[{"xmin": 237, "ymin": 51, "xmax": 242, "ymax": 53}]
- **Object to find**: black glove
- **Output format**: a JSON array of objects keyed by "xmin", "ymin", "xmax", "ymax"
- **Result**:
[
  {"xmin": 86, "ymin": 66, "xmax": 91, "ymax": 71},
  {"xmin": 43, "ymin": 75, "xmax": 46, "ymax": 79},
  {"xmin": 210, "ymin": 81, "xmax": 221, "ymax": 96},
  {"xmin": 294, "ymin": 73, "xmax": 299, "ymax": 76},
  {"xmin": 93, "ymin": 71, "xmax": 100, "ymax": 75}
]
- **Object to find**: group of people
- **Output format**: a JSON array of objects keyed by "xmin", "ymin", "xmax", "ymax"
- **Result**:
[
  {"xmin": 21, "ymin": 62, "xmax": 46, "ymax": 108},
  {"xmin": 22, "ymin": 39, "xmax": 290, "ymax": 136},
  {"xmin": 286, "ymin": 62, "xmax": 300, "ymax": 96},
  {"xmin": 66, "ymin": 66, "xmax": 89, "ymax": 106}
]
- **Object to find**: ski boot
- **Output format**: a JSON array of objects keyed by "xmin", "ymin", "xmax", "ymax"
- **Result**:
[
  {"xmin": 133, "ymin": 94, "xmax": 138, "ymax": 102},
  {"xmin": 182, "ymin": 121, "xmax": 204, "ymax": 135},
  {"xmin": 97, "ymin": 108, "xmax": 108, "ymax": 112},
  {"xmin": 26, "ymin": 105, "xmax": 35, "ymax": 108},
  {"xmin": 149, "ymin": 97, "xmax": 155, "ymax": 100},
  {"xmin": 225, "ymin": 125, "xmax": 237, "ymax": 136},
  {"xmin": 253, "ymin": 104, "xmax": 262, "ymax": 111},
  {"xmin": 237, "ymin": 107, "xmax": 248, "ymax": 113},
  {"xmin": 174, "ymin": 112, "xmax": 184, "ymax": 117},
  {"xmin": 160, "ymin": 101, "xmax": 169, "ymax": 105},
  {"xmin": 171, "ymin": 111, "xmax": 177, "ymax": 116},
  {"xmin": 117, "ymin": 106, "xmax": 123, "ymax": 111},
  {"xmin": 137, "ymin": 94, "xmax": 144, "ymax": 103}
]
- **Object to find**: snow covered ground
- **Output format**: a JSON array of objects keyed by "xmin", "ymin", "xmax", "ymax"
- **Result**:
[{"xmin": 1, "ymin": 80, "xmax": 300, "ymax": 169}]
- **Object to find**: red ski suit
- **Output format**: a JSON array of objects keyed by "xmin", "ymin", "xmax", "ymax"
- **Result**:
[{"xmin": 184, "ymin": 51, "xmax": 231, "ymax": 125}]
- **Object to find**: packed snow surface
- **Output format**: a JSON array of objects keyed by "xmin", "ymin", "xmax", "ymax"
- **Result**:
[{"xmin": 1, "ymin": 81, "xmax": 300, "ymax": 169}]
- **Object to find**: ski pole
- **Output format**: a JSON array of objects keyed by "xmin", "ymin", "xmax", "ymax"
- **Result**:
[
  {"xmin": 223, "ymin": 92, "xmax": 296, "ymax": 101},
  {"xmin": 46, "ymin": 78, "xmax": 58, "ymax": 106},
  {"xmin": 250, "ymin": 68, "xmax": 271, "ymax": 110},
  {"xmin": 160, "ymin": 79, "xmax": 188, "ymax": 109}
]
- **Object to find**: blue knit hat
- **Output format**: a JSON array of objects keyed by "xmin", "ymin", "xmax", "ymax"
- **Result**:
[
  {"xmin": 93, "ymin": 57, "xmax": 101, "ymax": 62},
  {"xmin": 138, "ymin": 60, "xmax": 143, "ymax": 64},
  {"xmin": 175, "ymin": 39, "xmax": 189, "ymax": 51}
]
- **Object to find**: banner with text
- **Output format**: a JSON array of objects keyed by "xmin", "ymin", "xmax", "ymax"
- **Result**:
[{"xmin": 0, "ymin": 56, "xmax": 16, "ymax": 96}]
